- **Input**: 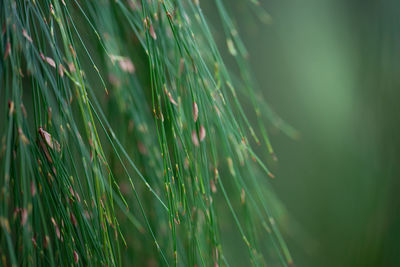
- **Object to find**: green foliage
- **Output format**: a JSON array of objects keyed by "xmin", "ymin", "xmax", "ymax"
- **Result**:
[{"xmin": 0, "ymin": 0, "xmax": 295, "ymax": 266}]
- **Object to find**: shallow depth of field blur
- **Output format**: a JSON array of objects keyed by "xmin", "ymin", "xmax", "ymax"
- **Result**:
[
  {"xmin": 205, "ymin": 0, "xmax": 400, "ymax": 266},
  {"xmin": 2, "ymin": 0, "xmax": 398, "ymax": 266}
]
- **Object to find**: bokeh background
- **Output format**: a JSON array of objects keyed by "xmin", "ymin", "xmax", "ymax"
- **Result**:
[
  {"xmin": 2, "ymin": 0, "xmax": 398, "ymax": 266},
  {"xmin": 205, "ymin": 0, "xmax": 400, "ymax": 266}
]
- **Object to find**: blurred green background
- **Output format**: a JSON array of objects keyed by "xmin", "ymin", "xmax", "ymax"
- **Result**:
[
  {"xmin": 3, "ymin": 0, "xmax": 399, "ymax": 266},
  {"xmin": 207, "ymin": 0, "xmax": 400, "ymax": 266}
]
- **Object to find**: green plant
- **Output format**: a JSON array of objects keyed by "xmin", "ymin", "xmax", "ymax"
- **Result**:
[{"xmin": 0, "ymin": 0, "xmax": 296, "ymax": 266}]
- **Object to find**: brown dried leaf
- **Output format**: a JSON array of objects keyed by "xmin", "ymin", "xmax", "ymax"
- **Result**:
[
  {"xmin": 4, "ymin": 42, "xmax": 10, "ymax": 60},
  {"xmin": 199, "ymin": 125, "xmax": 206, "ymax": 142},
  {"xmin": 45, "ymin": 56, "xmax": 56, "ymax": 68},
  {"xmin": 118, "ymin": 58, "xmax": 135, "ymax": 73},
  {"xmin": 22, "ymin": 29, "xmax": 33, "ymax": 42},
  {"xmin": 164, "ymin": 88, "xmax": 178, "ymax": 106},
  {"xmin": 193, "ymin": 102, "xmax": 198, "ymax": 122},
  {"xmin": 74, "ymin": 251, "xmax": 79, "ymax": 263},
  {"xmin": 191, "ymin": 130, "xmax": 199, "ymax": 147}
]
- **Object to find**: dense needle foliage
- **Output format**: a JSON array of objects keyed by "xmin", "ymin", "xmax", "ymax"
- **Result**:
[{"xmin": 0, "ymin": 0, "xmax": 296, "ymax": 266}]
